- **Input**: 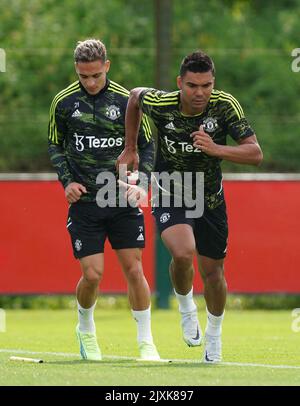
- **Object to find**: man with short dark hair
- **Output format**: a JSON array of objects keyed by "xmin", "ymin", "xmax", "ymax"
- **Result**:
[
  {"xmin": 117, "ymin": 50, "xmax": 263, "ymax": 362},
  {"xmin": 48, "ymin": 39, "xmax": 160, "ymax": 361}
]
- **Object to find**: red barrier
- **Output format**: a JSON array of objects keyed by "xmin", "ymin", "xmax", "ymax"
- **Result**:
[
  {"xmin": 0, "ymin": 181, "xmax": 154, "ymax": 294},
  {"xmin": 0, "ymin": 178, "xmax": 300, "ymax": 294},
  {"xmin": 193, "ymin": 180, "xmax": 300, "ymax": 293}
]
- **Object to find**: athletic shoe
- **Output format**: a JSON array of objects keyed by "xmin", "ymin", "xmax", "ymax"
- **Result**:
[
  {"xmin": 180, "ymin": 309, "xmax": 202, "ymax": 347},
  {"xmin": 76, "ymin": 325, "xmax": 102, "ymax": 361},
  {"xmin": 203, "ymin": 333, "xmax": 222, "ymax": 363},
  {"xmin": 137, "ymin": 341, "xmax": 161, "ymax": 361}
]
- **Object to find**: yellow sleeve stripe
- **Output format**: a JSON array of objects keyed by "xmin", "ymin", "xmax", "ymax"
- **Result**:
[
  {"xmin": 49, "ymin": 87, "xmax": 80, "ymax": 143},
  {"xmin": 49, "ymin": 82, "xmax": 80, "ymax": 120},
  {"xmin": 159, "ymin": 91, "xmax": 179, "ymax": 98},
  {"xmin": 219, "ymin": 92, "xmax": 244, "ymax": 119},
  {"xmin": 49, "ymin": 83, "xmax": 81, "ymax": 144},
  {"xmin": 50, "ymin": 81, "xmax": 80, "ymax": 112},
  {"xmin": 143, "ymin": 100, "xmax": 178, "ymax": 106},
  {"xmin": 141, "ymin": 115, "xmax": 152, "ymax": 142},
  {"xmin": 108, "ymin": 84, "xmax": 129, "ymax": 98},
  {"xmin": 109, "ymin": 80, "xmax": 130, "ymax": 95},
  {"xmin": 210, "ymin": 90, "xmax": 244, "ymax": 119},
  {"xmin": 108, "ymin": 81, "xmax": 130, "ymax": 97},
  {"xmin": 143, "ymin": 93, "xmax": 178, "ymax": 103}
]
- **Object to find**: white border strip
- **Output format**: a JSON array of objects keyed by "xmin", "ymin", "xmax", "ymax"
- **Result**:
[
  {"xmin": 223, "ymin": 173, "xmax": 300, "ymax": 181},
  {"xmin": 1, "ymin": 348, "xmax": 300, "ymax": 369},
  {"xmin": 0, "ymin": 173, "xmax": 58, "ymax": 181},
  {"xmin": 0, "ymin": 173, "xmax": 300, "ymax": 181}
]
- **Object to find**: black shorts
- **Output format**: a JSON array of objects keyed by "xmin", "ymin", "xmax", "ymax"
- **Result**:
[
  {"xmin": 152, "ymin": 202, "xmax": 228, "ymax": 260},
  {"xmin": 67, "ymin": 202, "xmax": 145, "ymax": 259}
]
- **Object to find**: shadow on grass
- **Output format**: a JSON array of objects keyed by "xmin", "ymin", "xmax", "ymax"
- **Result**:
[
  {"xmin": 46, "ymin": 359, "xmax": 212, "ymax": 368},
  {"xmin": 46, "ymin": 359, "xmax": 135, "ymax": 365}
]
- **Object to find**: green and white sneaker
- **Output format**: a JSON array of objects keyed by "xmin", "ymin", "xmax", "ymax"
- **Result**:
[
  {"xmin": 76, "ymin": 325, "xmax": 102, "ymax": 361},
  {"xmin": 137, "ymin": 341, "xmax": 161, "ymax": 361}
]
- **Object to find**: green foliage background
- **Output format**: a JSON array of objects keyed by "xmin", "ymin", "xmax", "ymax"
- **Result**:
[{"xmin": 0, "ymin": 0, "xmax": 299, "ymax": 172}]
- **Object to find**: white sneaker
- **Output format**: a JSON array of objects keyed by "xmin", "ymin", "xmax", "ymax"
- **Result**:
[
  {"xmin": 180, "ymin": 309, "xmax": 202, "ymax": 347},
  {"xmin": 203, "ymin": 333, "xmax": 222, "ymax": 363}
]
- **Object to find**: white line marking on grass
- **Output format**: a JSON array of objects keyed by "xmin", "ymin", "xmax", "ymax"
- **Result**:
[
  {"xmin": 0, "ymin": 348, "xmax": 80, "ymax": 357},
  {"xmin": 1, "ymin": 348, "xmax": 300, "ymax": 369}
]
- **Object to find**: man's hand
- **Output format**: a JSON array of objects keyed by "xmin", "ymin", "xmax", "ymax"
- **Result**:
[
  {"xmin": 118, "ymin": 179, "xmax": 148, "ymax": 208},
  {"xmin": 116, "ymin": 148, "xmax": 139, "ymax": 172},
  {"xmin": 191, "ymin": 125, "xmax": 221, "ymax": 157},
  {"xmin": 65, "ymin": 182, "xmax": 87, "ymax": 204}
]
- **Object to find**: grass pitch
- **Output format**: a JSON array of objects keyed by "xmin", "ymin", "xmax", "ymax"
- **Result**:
[{"xmin": 0, "ymin": 308, "xmax": 300, "ymax": 386}]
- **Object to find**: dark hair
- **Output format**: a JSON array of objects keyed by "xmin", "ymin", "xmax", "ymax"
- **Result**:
[
  {"xmin": 179, "ymin": 50, "xmax": 215, "ymax": 77},
  {"xmin": 74, "ymin": 39, "xmax": 107, "ymax": 63}
]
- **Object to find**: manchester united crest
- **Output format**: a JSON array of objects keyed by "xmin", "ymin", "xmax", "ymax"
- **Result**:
[
  {"xmin": 106, "ymin": 105, "xmax": 121, "ymax": 121},
  {"xmin": 203, "ymin": 117, "xmax": 218, "ymax": 133}
]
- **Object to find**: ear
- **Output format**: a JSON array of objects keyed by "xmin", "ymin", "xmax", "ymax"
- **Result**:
[
  {"xmin": 177, "ymin": 75, "xmax": 182, "ymax": 90},
  {"xmin": 105, "ymin": 60, "xmax": 111, "ymax": 73}
]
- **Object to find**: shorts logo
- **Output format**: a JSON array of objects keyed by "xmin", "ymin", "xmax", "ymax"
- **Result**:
[
  {"xmin": 106, "ymin": 105, "xmax": 121, "ymax": 121},
  {"xmin": 160, "ymin": 213, "xmax": 170, "ymax": 223},
  {"xmin": 74, "ymin": 239, "xmax": 82, "ymax": 252},
  {"xmin": 137, "ymin": 225, "xmax": 144, "ymax": 241}
]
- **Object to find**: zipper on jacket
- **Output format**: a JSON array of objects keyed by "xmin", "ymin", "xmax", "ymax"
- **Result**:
[{"xmin": 93, "ymin": 97, "xmax": 95, "ymax": 121}]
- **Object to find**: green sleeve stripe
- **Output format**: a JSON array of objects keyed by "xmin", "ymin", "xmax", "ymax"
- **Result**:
[
  {"xmin": 49, "ymin": 86, "xmax": 80, "ymax": 143},
  {"xmin": 141, "ymin": 115, "xmax": 152, "ymax": 142},
  {"xmin": 219, "ymin": 92, "xmax": 244, "ymax": 119}
]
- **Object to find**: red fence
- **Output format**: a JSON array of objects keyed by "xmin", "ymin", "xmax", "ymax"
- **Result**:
[{"xmin": 0, "ymin": 174, "xmax": 300, "ymax": 294}]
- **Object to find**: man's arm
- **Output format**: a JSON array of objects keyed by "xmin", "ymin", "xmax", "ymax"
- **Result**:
[
  {"xmin": 191, "ymin": 128, "xmax": 263, "ymax": 166},
  {"xmin": 137, "ymin": 115, "xmax": 155, "ymax": 182},
  {"xmin": 116, "ymin": 87, "xmax": 147, "ymax": 171},
  {"xmin": 48, "ymin": 103, "xmax": 87, "ymax": 203}
]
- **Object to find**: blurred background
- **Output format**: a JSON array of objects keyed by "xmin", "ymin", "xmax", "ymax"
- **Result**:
[
  {"xmin": 1, "ymin": 0, "xmax": 300, "ymax": 172},
  {"xmin": 0, "ymin": 0, "xmax": 300, "ymax": 307}
]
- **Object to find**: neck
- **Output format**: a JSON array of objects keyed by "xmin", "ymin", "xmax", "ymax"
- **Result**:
[{"xmin": 180, "ymin": 103, "xmax": 205, "ymax": 116}]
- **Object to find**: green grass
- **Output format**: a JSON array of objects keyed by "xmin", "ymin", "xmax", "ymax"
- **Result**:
[{"xmin": 0, "ymin": 309, "xmax": 300, "ymax": 386}]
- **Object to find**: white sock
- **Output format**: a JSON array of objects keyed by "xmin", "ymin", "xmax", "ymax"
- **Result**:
[
  {"xmin": 205, "ymin": 307, "xmax": 224, "ymax": 337},
  {"xmin": 131, "ymin": 307, "xmax": 153, "ymax": 344},
  {"xmin": 174, "ymin": 288, "xmax": 197, "ymax": 313},
  {"xmin": 77, "ymin": 301, "xmax": 96, "ymax": 334}
]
